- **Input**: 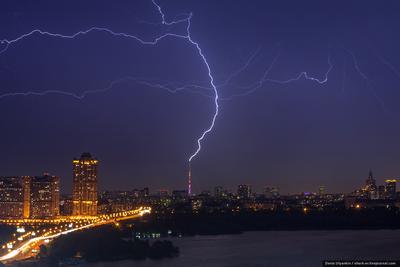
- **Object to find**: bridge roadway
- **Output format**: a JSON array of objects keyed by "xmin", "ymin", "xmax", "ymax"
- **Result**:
[{"xmin": 0, "ymin": 207, "xmax": 151, "ymax": 264}]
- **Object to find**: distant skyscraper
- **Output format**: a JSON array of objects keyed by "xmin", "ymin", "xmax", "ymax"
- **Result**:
[
  {"xmin": 378, "ymin": 185, "xmax": 386, "ymax": 199},
  {"xmin": 267, "ymin": 186, "xmax": 280, "ymax": 199},
  {"xmin": 214, "ymin": 186, "xmax": 224, "ymax": 198},
  {"xmin": 0, "ymin": 176, "xmax": 31, "ymax": 219},
  {"xmin": 385, "ymin": 179, "xmax": 397, "ymax": 199},
  {"xmin": 142, "ymin": 187, "xmax": 149, "ymax": 197},
  {"xmin": 131, "ymin": 188, "xmax": 149, "ymax": 198},
  {"xmin": 72, "ymin": 152, "xmax": 98, "ymax": 216},
  {"xmin": 30, "ymin": 173, "xmax": 60, "ymax": 218},
  {"xmin": 319, "ymin": 186, "xmax": 326, "ymax": 195},
  {"xmin": 364, "ymin": 170, "xmax": 377, "ymax": 199},
  {"xmin": 264, "ymin": 187, "xmax": 273, "ymax": 198},
  {"xmin": 237, "ymin": 184, "xmax": 251, "ymax": 199}
]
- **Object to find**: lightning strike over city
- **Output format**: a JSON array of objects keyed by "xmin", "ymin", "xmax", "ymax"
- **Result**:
[
  {"xmin": 0, "ymin": 0, "xmax": 218, "ymax": 164},
  {"xmin": 0, "ymin": 0, "xmax": 336, "ymax": 168},
  {"xmin": 1, "ymin": 1, "xmax": 400, "ymax": 266}
]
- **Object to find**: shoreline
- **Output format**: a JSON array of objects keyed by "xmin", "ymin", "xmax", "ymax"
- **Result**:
[
  {"xmin": 6, "ymin": 229, "xmax": 400, "ymax": 267},
  {"xmin": 132, "ymin": 210, "xmax": 400, "ymax": 237}
]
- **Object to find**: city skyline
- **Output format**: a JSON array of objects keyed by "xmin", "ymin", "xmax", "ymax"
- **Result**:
[
  {"xmin": 1, "ymin": 152, "xmax": 397, "ymax": 223},
  {"xmin": 1, "ymin": 152, "xmax": 398, "ymax": 195}
]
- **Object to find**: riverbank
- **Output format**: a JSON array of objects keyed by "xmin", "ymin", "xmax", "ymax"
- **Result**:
[
  {"xmin": 8, "ymin": 224, "xmax": 179, "ymax": 266},
  {"xmin": 134, "ymin": 209, "xmax": 400, "ymax": 236},
  {"xmin": 80, "ymin": 230, "xmax": 400, "ymax": 267}
]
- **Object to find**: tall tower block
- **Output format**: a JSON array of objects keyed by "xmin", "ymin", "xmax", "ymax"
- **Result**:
[{"xmin": 72, "ymin": 153, "xmax": 98, "ymax": 216}]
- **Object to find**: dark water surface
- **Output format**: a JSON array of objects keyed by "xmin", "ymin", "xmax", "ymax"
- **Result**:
[{"xmin": 83, "ymin": 230, "xmax": 400, "ymax": 267}]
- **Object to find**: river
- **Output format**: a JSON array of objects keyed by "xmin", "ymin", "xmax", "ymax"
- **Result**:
[{"xmin": 81, "ymin": 230, "xmax": 400, "ymax": 267}]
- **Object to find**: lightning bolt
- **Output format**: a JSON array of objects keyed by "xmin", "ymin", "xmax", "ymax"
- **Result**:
[
  {"xmin": 373, "ymin": 49, "xmax": 400, "ymax": 79},
  {"xmin": 0, "ymin": 0, "xmax": 219, "ymax": 163},
  {"xmin": 221, "ymin": 49, "xmax": 333, "ymax": 100},
  {"xmin": 1, "ymin": 0, "xmax": 391, "ymax": 169},
  {"xmin": 344, "ymin": 48, "xmax": 389, "ymax": 113},
  {"xmin": 137, "ymin": 47, "xmax": 262, "ymax": 100},
  {"xmin": 150, "ymin": 0, "xmax": 219, "ymax": 162},
  {"xmin": 184, "ymin": 15, "xmax": 219, "ymax": 163},
  {"xmin": 150, "ymin": 47, "xmax": 334, "ymax": 101},
  {"xmin": 0, "ymin": 76, "xmax": 209, "ymax": 100}
]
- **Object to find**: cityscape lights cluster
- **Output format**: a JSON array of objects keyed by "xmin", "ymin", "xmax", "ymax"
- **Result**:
[{"xmin": 0, "ymin": 207, "xmax": 151, "ymax": 263}]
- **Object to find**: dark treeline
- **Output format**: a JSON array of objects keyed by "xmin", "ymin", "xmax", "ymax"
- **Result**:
[
  {"xmin": 135, "ymin": 209, "xmax": 400, "ymax": 236},
  {"xmin": 42, "ymin": 225, "xmax": 179, "ymax": 263}
]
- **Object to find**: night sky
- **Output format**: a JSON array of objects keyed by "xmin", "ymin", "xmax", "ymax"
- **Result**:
[{"xmin": 1, "ymin": 0, "xmax": 400, "ymax": 194}]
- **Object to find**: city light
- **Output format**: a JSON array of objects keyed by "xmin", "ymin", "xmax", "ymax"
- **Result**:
[
  {"xmin": 0, "ymin": 207, "xmax": 151, "ymax": 263},
  {"xmin": 16, "ymin": 227, "xmax": 25, "ymax": 233}
]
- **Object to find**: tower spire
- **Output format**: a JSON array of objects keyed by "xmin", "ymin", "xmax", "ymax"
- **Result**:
[{"xmin": 188, "ymin": 162, "xmax": 192, "ymax": 196}]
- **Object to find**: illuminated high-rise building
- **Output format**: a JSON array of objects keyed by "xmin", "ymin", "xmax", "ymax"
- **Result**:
[
  {"xmin": 30, "ymin": 173, "xmax": 60, "ymax": 218},
  {"xmin": 385, "ymin": 179, "xmax": 397, "ymax": 199},
  {"xmin": 364, "ymin": 170, "xmax": 377, "ymax": 199},
  {"xmin": 72, "ymin": 152, "xmax": 98, "ymax": 216},
  {"xmin": 214, "ymin": 186, "xmax": 225, "ymax": 198},
  {"xmin": 319, "ymin": 186, "xmax": 326, "ymax": 195},
  {"xmin": 237, "ymin": 184, "xmax": 251, "ymax": 199},
  {"xmin": 378, "ymin": 185, "xmax": 386, "ymax": 199},
  {"xmin": 60, "ymin": 194, "xmax": 73, "ymax": 216},
  {"xmin": 0, "ymin": 176, "xmax": 31, "ymax": 219},
  {"xmin": 264, "ymin": 186, "xmax": 280, "ymax": 199}
]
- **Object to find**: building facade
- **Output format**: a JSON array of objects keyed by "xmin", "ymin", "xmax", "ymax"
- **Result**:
[
  {"xmin": 385, "ymin": 179, "xmax": 397, "ymax": 199},
  {"xmin": 364, "ymin": 170, "xmax": 377, "ymax": 199},
  {"xmin": 72, "ymin": 153, "xmax": 98, "ymax": 216},
  {"xmin": 0, "ymin": 176, "xmax": 31, "ymax": 219},
  {"xmin": 237, "ymin": 184, "xmax": 251, "ymax": 199},
  {"xmin": 30, "ymin": 174, "xmax": 60, "ymax": 218}
]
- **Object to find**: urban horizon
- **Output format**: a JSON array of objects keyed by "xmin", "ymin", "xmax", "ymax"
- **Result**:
[
  {"xmin": 1, "ymin": 152, "xmax": 398, "ymax": 196},
  {"xmin": 1, "ymin": 152, "xmax": 398, "ymax": 224}
]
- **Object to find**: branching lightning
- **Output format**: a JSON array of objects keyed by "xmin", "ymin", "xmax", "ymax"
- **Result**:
[
  {"xmin": 151, "ymin": 1, "xmax": 219, "ymax": 162},
  {"xmin": 373, "ymin": 50, "xmax": 400, "ymax": 80},
  {"xmin": 215, "ymin": 49, "xmax": 333, "ymax": 100},
  {"xmin": 163, "ymin": 49, "xmax": 334, "ymax": 101},
  {"xmin": 0, "ymin": 0, "xmax": 219, "ymax": 163},
  {"xmin": 344, "ymin": 48, "xmax": 389, "ymax": 113},
  {"xmin": 0, "ymin": 0, "xmax": 393, "ymax": 168},
  {"xmin": 149, "ymin": 48, "xmax": 334, "ymax": 101},
  {"xmin": 0, "ymin": 76, "xmax": 206, "ymax": 100}
]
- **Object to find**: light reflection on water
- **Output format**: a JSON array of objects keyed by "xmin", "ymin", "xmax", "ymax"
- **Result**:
[{"xmin": 82, "ymin": 230, "xmax": 400, "ymax": 267}]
